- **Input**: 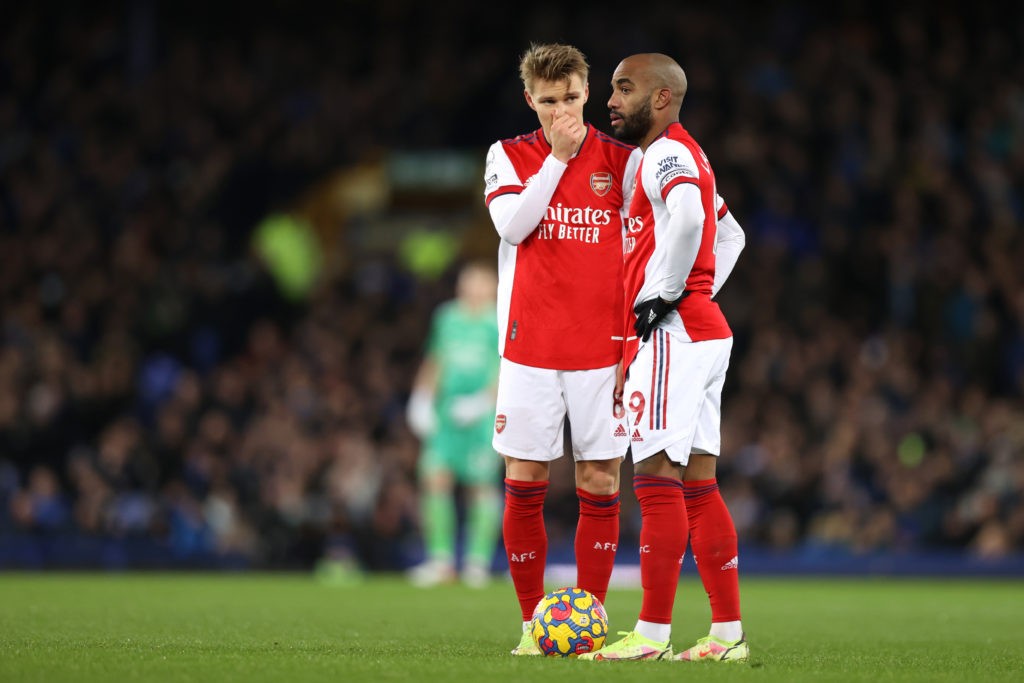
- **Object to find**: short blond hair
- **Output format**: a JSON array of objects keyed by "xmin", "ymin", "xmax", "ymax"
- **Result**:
[{"xmin": 518, "ymin": 43, "xmax": 589, "ymax": 92}]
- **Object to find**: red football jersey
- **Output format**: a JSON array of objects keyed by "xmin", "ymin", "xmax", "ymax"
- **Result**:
[
  {"xmin": 623, "ymin": 122, "xmax": 732, "ymax": 369},
  {"xmin": 485, "ymin": 124, "xmax": 639, "ymax": 370}
]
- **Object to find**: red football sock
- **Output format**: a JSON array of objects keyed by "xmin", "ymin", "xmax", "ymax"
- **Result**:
[
  {"xmin": 684, "ymin": 479, "xmax": 741, "ymax": 623},
  {"xmin": 634, "ymin": 474, "xmax": 688, "ymax": 625},
  {"xmin": 503, "ymin": 478, "xmax": 549, "ymax": 621},
  {"xmin": 574, "ymin": 488, "xmax": 620, "ymax": 605}
]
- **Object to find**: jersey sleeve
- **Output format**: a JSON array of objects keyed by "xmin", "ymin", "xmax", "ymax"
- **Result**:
[
  {"xmin": 643, "ymin": 141, "xmax": 705, "ymax": 301},
  {"xmin": 485, "ymin": 142, "xmax": 568, "ymax": 245},
  {"xmin": 483, "ymin": 141, "xmax": 522, "ymax": 205},
  {"xmin": 715, "ymin": 193, "xmax": 729, "ymax": 220},
  {"xmin": 712, "ymin": 196, "xmax": 745, "ymax": 297},
  {"xmin": 648, "ymin": 142, "xmax": 700, "ymax": 202}
]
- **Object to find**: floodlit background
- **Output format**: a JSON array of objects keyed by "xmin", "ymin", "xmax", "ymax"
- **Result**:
[{"xmin": 1, "ymin": 0, "xmax": 1022, "ymax": 576}]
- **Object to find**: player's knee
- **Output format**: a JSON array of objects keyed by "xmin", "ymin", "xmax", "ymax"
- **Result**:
[
  {"xmin": 504, "ymin": 456, "xmax": 549, "ymax": 482},
  {"xmin": 577, "ymin": 463, "xmax": 620, "ymax": 495},
  {"xmin": 423, "ymin": 470, "xmax": 454, "ymax": 493},
  {"xmin": 683, "ymin": 452, "xmax": 718, "ymax": 481},
  {"xmin": 633, "ymin": 452, "xmax": 681, "ymax": 479}
]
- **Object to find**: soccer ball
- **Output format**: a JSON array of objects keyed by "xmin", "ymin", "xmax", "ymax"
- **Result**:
[{"xmin": 530, "ymin": 586, "xmax": 608, "ymax": 657}]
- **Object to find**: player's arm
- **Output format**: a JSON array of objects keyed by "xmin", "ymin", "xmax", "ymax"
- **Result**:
[
  {"xmin": 484, "ymin": 142, "xmax": 566, "ymax": 245},
  {"xmin": 642, "ymin": 144, "xmax": 704, "ymax": 301},
  {"xmin": 406, "ymin": 356, "xmax": 438, "ymax": 438},
  {"xmin": 408, "ymin": 310, "xmax": 443, "ymax": 438},
  {"xmin": 712, "ymin": 194, "xmax": 745, "ymax": 298},
  {"xmin": 449, "ymin": 380, "xmax": 497, "ymax": 426},
  {"xmin": 447, "ymin": 331, "xmax": 501, "ymax": 427},
  {"xmin": 655, "ymin": 182, "xmax": 704, "ymax": 301},
  {"xmin": 632, "ymin": 156, "xmax": 703, "ymax": 342}
]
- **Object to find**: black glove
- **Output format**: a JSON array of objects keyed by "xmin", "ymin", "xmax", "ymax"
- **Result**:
[{"xmin": 633, "ymin": 293, "xmax": 686, "ymax": 342}]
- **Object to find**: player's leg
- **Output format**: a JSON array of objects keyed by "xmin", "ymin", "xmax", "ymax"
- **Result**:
[
  {"xmin": 675, "ymin": 456, "xmax": 748, "ymax": 662},
  {"xmin": 460, "ymin": 428, "xmax": 504, "ymax": 588},
  {"xmin": 502, "ymin": 456, "xmax": 548, "ymax": 655},
  {"xmin": 573, "ymin": 458, "xmax": 621, "ymax": 606},
  {"xmin": 408, "ymin": 438, "xmax": 458, "ymax": 587},
  {"xmin": 674, "ymin": 337, "xmax": 748, "ymax": 662},
  {"xmin": 462, "ymin": 482, "xmax": 502, "ymax": 587},
  {"xmin": 580, "ymin": 451, "xmax": 679, "ymax": 661},
  {"xmin": 493, "ymin": 359, "xmax": 566, "ymax": 655},
  {"xmin": 680, "ymin": 456, "xmax": 745, "ymax": 648},
  {"xmin": 584, "ymin": 330, "xmax": 704, "ymax": 661},
  {"xmin": 564, "ymin": 363, "xmax": 627, "ymax": 607}
]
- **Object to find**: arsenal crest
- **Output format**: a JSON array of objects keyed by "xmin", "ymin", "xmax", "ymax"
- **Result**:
[
  {"xmin": 590, "ymin": 172, "xmax": 612, "ymax": 197},
  {"xmin": 495, "ymin": 414, "xmax": 507, "ymax": 433}
]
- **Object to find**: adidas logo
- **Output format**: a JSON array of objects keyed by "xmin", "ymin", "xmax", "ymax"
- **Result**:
[
  {"xmin": 613, "ymin": 424, "xmax": 627, "ymax": 437},
  {"xmin": 631, "ymin": 429, "xmax": 643, "ymax": 442},
  {"xmin": 721, "ymin": 555, "xmax": 739, "ymax": 570}
]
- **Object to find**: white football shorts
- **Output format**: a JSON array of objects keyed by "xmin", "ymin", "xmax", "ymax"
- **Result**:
[
  {"xmin": 492, "ymin": 358, "xmax": 628, "ymax": 461},
  {"xmin": 623, "ymin": 331, "xmax": 733, "ymax": 465}
]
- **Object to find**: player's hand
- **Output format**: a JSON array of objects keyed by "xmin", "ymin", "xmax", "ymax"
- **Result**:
[
  {"xmin": 633, "ymin": 295, "xmax": 682, "ymax": 342},
  {"xmin": 549, "ymin": 111, "xmax": 583, "ymax": 163},
  {"xmin": 406, "ymin": 390, "xmax": 435, "ymax": 438},
  {"xmin": 448, "ymin": 391, "xmax": 494, "ymax": 426}
]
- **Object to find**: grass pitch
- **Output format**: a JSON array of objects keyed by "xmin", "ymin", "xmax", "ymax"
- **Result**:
[{"xmin": 0, "ymin": 572, "xmax": 1021, "ymax": 682}]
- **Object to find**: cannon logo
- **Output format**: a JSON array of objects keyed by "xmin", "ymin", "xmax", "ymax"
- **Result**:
[
  {"xmin": 495, "ymin": 414, "xmax": 507, "ymax": 433},
  {"xmin": 590, "ymin": 172, "xmax": 612, "ymax": 197}
]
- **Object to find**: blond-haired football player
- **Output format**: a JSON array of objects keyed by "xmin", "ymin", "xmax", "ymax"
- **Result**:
[{"xmin": 483, "ymin": 42, "xmax": 641, "ymax": 655}]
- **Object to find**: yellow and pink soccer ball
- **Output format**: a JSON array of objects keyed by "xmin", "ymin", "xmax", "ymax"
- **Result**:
[{"xmin": 530, "ymin": 586, "xmax": 608, "ymax": 657}]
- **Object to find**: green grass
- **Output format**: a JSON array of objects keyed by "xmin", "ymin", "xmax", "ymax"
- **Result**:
[{"xmin": 0, "ymin": 572, "xmax": 1021, "ymax": 682}]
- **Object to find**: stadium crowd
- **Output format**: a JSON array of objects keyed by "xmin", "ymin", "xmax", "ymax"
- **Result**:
[{"xmin": 1, "ymin": 1, "xmax": 1022, "ymax": 570}]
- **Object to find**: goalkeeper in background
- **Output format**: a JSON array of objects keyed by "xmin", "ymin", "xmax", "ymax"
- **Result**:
[{"xmin": 406, "ymin": 261, "xmax": 503, "ymax": 588}]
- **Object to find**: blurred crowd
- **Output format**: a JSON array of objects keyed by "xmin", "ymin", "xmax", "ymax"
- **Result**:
[{"xmin": 1, "ymin": 1, "xmax": 1022, "ymax": 570}]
